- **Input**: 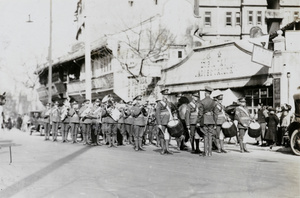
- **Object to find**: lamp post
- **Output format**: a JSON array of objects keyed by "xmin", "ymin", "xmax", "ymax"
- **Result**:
[
  {"xmin": 287, "ymin": 72, "xmax": 291, "ymax": 104},
  {"xmin": 84, "ymin": 0, "xmax": 92, "ymax": 101},
  {"xmin": 48, "ymin": 0, "xmax": 53, "ymax": 103}
]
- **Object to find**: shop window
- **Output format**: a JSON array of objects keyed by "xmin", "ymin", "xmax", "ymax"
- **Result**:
[
  {"xmin": 236, "ymin": 12, "xmax": 241, "ymax": 25},
  {"xmin": 248, "ymin": 11, "xmax": 253, "ymax": 25},
  {"xmin": 257, "ymin": 11, "xmax": 262, "ymax": 25},
  {"xmin": 204, "ymin": 12, "xmax": 211, "ymax": 26},
  {"xmin": 226, "ymin": 12, "xmax": 232, "ymax": 26}
]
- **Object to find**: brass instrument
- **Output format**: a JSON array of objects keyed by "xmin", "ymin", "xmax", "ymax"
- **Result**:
[{"xmin": 80, "ymin": 104, "xmax": 93, "ymax": 121}]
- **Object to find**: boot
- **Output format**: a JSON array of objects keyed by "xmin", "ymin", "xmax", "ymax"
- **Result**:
[
  {"xmin": 208, "ymin": 135, "xmax": 212, "ymax": 156},
  {"xmin": 129, "ymin": 136, "xmax": 134, "ymax": 145},
  {"xmin": 202, "ymin": 136, "xmax": 208, "ymax": 156},
  {"xmin": 122, "ymin": 135, "xmax": 127, "ymax": 146},
  {"xmin": 112, "ymin": 135, "xmax": 117, "ymax": 147},
  {"xmin": 190, "ymin": 137, "xmax": 195, "ymax": 151},
  {"xmin": 216, "ymin": 139, "xmax": 221, "ymax": 153},
  {"xmin": 107, "ymin": 135, "xmax": 112, "ymax": 147},
  {"xmin": 243, "ymin": 143, "xmax": 250, "ymax": 153},
  {"xmin": 239, "ymin": 142, "xmax": 244, "ymax": 153},
  {"xmin": 220, "ymin": 140, "xmax": 227, "ymax": 153},
  {"xmin": 160, "ymin": 139, "xmax": 166, "ymax": 155},
  {"xmin": 138, "ymin": 139, "xmax": 145, "ymax": 151},
  {"xmin": 165, "ymin": 139, "xmax": 173, "ymax": 154},
  {"xmin": 134, "ymin": 139, "xmax": 139, "ymax": 151},
  {"xmin": 192, "ymin": 139, "xmax": 201, "ymax": 154}
]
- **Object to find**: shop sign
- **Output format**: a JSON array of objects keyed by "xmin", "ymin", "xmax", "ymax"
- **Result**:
[{"xmin": 252, "ymin": 44, "xmax": 273, "ymax": 67}]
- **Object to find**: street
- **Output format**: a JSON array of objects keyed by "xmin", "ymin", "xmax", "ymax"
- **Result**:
[{"xmin": 0, "ymin": 129, "xmax": 299, "ymax": 198}]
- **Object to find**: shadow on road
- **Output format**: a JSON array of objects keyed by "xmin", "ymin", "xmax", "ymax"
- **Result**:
[{"xmin": 0, "ymin": 146, "xmax": 91, "ymax": 198}]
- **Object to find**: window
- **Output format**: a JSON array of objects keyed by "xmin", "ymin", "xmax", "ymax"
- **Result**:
[
  {"xmin": 178, "ymin": 51, "xmax": 182, "ymax": 58},
  {"xmin": 226, "ymin": 12, "xmax": 232, "ymax": 26},
  {"xmin": 257, "ymin": 11, "xmax": 262, "ymax": 25},
  {"xmin": 154, "ymin": 0, "xmax": 158, "ymax": 5},
  {"xmin": 248, "ymin": 11, "xmax": 253, "ymax": 25},
  {"xmin": 204, "ymin": 12, "xmax": 211, "ymax": 26},
  {"xmin": 236, "ymin": 12, "xmax": 241, "ymax": 25},
  {"xmin": 294, "ymin": 11, "xmax": 299, "ymax": 20}
]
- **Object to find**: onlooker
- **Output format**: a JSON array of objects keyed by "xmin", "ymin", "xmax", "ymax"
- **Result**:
[
  {"xmin": 265, "ymin": 108, "xmax": 279, "ymax": 149},
  {"xmin": 255, "ymin": 104, "xmax": 268, "ymax": 146},
  {"xmin": 279, "ymin": 104, "xmax": 291, "ymax": 146}
]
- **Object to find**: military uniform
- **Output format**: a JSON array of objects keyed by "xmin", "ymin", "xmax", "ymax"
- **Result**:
[
  {"xmin": 78, "ymin": 100, "xmax": 92, "ymax": 145},
  {"xmin": 234, "ymin": 98, "xmax": 251, "ymax": 153},
  {"xmin": 50, "ymin": 101, "xmax": 61, "ymax": 142},
  {"xmin": 131, "ymin": 96, "xmax": 147, "ymax": 151},
  {"xmin": 68, "ymin": 102, "xmax": 80, "ymax": 143},
  {"xmin": 102, "ymin": 95, "xmax": 118, "ymax": 148},
  {"xmin": 90, "ymin": 99, "xmax": 102, "ymax": 145},
  {"xmin": 186, "ymin": 96, "xmax": 201, "ymax": 153},
  {"xmin": 60, "ymin": 101, "xmax": 71, "ymax": 143},
  {"xmin": 155, "ymin": 89, "xmax": 173, "ymax": 155},
  {"xmin": 41, "ymin": 103, "xmax": 51, "ymax": 140},
  {"xmin": 198, "ymin": 86, "xmax": 218, "ymax": 156},
  {"xmin": 124, "ymin": 102, "xmax": 134, "ymax": 144},
  {"xmin": 212, "ymin": 91, "xmax": 227, "ymax": 153}
]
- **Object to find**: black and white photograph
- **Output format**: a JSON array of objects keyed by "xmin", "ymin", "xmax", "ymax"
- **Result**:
[{"xmin": 0, "ymin": 0, "xmax": 300, "ymax": 197}]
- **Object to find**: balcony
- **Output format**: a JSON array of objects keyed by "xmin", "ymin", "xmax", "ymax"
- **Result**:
[
  {"xmin": 67, "ymin": 73, "xmax": 114, "ymax": 95},
  {"xmin": 265, "ymin": 9, "xmax": 284, "ymax": 19}
]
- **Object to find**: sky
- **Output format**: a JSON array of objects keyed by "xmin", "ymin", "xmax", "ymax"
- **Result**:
[{"xmin": 0, "ymin": 0, "xmax": 77, "ymax": 93}]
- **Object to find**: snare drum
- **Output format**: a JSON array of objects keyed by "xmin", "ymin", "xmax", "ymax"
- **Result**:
[
  {"xmin": 110, "ymin": 108, "xmax": 122, "ymax": 122},
  {"xmin": 221, "ymin": 121, "xmax": 237, "ymax": 138},
  {"xmin": 167, "ymin": 119, "xmax": 184, "ymax": 138},
  {"xmin": 248, "ymin": 122, "xmax": 261, "ymax": 138}
]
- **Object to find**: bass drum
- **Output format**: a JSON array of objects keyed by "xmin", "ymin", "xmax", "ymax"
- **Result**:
[
  {"xmin": 221, "ymin": 121, "xmax": 237, "ymax": 138},
  {"xmin": 248, "ymin": 122, "xmax": 261, "ymax": 138},
  {"xmin": 167, "ymin": 119, "xmax": 184, "ymax": 138}
]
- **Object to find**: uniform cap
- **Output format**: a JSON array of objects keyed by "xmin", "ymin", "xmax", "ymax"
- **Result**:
[
  {"xmin": 211, "ymin": 90, "xmax": 223, "ymax": 98},
  {"xmin": 94, "ymin": 98, "xmax": 100, "ymax": 103},
  {"xmin": 133, "ymin": 95, "xmax": 142, "ymax": 101},
  {"xmin": 191, "ymin": 92, "xmax": 200, "ymax": 98},
  {"xmin": 204, "ymin": 86, "xmax": 213, "ymax": 93},
  {"xmin": 102, "ymin": 95, "xmax": 110, "ymax": 103},
  {"xmin": 160, "ymin": 89, "xmax": 170, "ymax": 95},
  {"xmin": 238, "ymin": 97, "xmax": 246, "ymax": 102}
]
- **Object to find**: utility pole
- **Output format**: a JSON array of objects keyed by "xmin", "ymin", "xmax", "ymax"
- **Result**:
[
  {"xmin": 48, "ymin": 0, "xmax": 53, "ymax": 103},
  {"xmin": 84, "ymin": 0, "xmax": 92, "ymax": 101}
]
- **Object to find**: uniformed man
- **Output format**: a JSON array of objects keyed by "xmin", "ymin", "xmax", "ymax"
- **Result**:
[
  {"xmin": 78, "ymin": 99, "xmax": 92, "ymax": 145},
  {"xmin": 90, "ymin": 98, "xmax": 102, "ymax": 146},
  {"xmin": 116, "ymin": 100, "xmax": 127, "ymax": 146},
  {"xmin": 124, "ymin": 101, "xmax": 134, "ymax": 145},
  {"xmin": 50, "ymin": 101, "xmax": 61, "ymax": 142},
  {"xmin": 102, "ymin": 95, "xmax": 118, "ymax": 148},
  {"xmin": 197, "ymin": 86, "xmax": 218, "ymax": 157},
  {"xmin": 41, "ymin": 102, "xmax": 52, "ymax": 141},
  {"xmin": 186, "ymin": 92, "xmax": 202, "ymax": 154},
  {"xmin": 212, "ymin": 90, "xmax": 227, "ymax": 153},
  {"xmin": 155, "ymin": 89, "xmax": 174, "ymax": 155},
  {"xmin": 60, "ymin": 98, "xmax": 71, "ymax": 143},
  {"xmin": 234, "ymin": 98, "xmax": 252, "ymax": 153},
  {"xmin": 131, "ymin": 95, "xmax": 148, "ymax": 151},
  {"xmin": 68, "ymin": 100, "xmax": 80, "ymax": 143},
  {"xmin": 145, "ymin": 99, "xmax": 158, "ymax": 146}
]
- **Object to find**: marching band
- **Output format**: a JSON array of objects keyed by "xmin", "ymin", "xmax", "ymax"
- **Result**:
[{"xmin": 38, "ymin": 87, "xmax": 256, "ymax": 156}]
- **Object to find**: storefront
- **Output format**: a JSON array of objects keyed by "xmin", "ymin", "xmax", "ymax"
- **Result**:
[{"xmin": 161, "ymin": 41, "xmax": 281, "ymax": 113}]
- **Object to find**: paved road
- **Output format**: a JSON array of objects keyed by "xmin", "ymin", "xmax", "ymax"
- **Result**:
[{"xmin": 0, "ymin": 129, "xmax": 299, "ymax": 198}]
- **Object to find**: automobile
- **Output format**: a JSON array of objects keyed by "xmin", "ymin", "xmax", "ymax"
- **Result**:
[
  {"xmin": 286, "ymin": 90, "xmax": 300, "ymax": 156},
  {"xmin": 29, "ymin": 111, "xmax": 44, "ymax": 136}
]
